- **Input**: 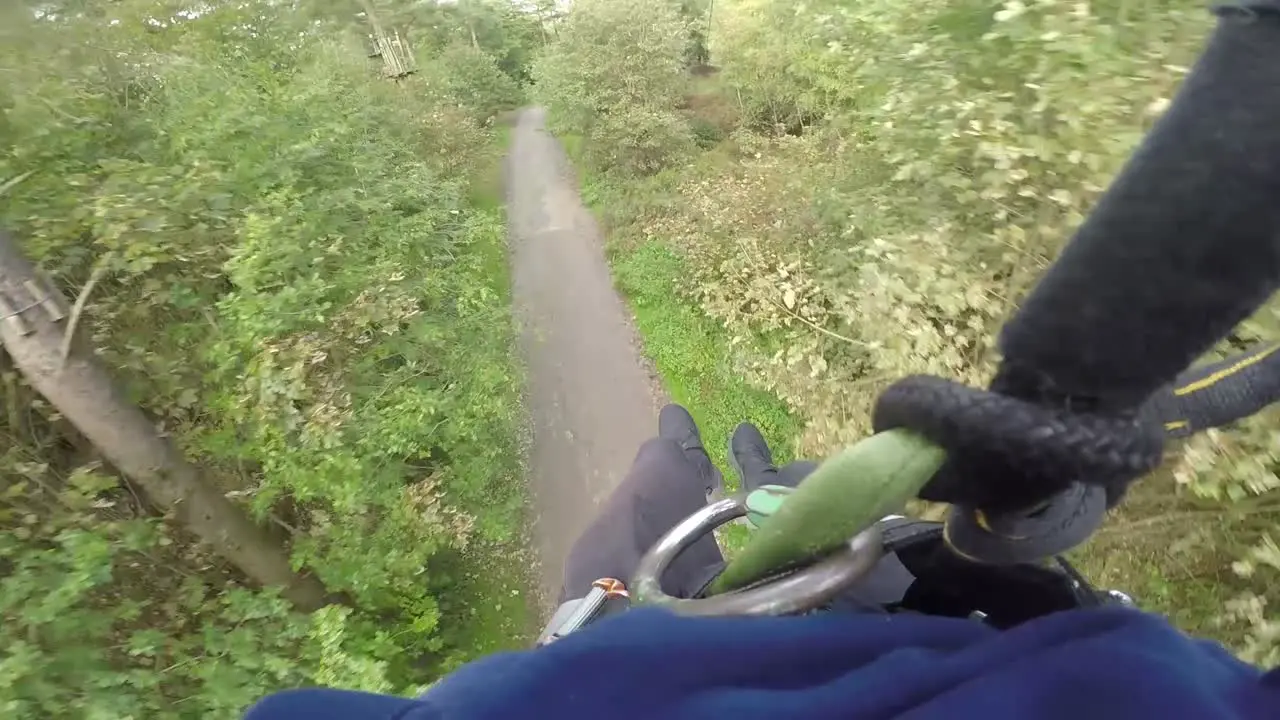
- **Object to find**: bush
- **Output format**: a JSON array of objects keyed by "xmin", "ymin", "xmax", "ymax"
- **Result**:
[
  {"xmin": 586, "ymin": 107, "xmax": 696, "ymax": 176},
  {"xmin": 1, "ymin": 2, "xmax": 531, "ymax": 715},
  {"xmin": 689, "ymin": 116, "xmax": 726, "ymax": 149},
  {"xmin": 434, "ymin": 42, "xmax": 524, "ymax": 124},
  {"xmin": 532, "ymin": 0, "xmax": 694, "ymax": 176}
]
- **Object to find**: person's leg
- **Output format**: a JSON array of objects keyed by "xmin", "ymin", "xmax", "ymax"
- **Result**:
[
  {"xmin": 560, "ymin": 417, "xmax": 724, "ymax": 603},
  {"xmin": 654, "ymin": 404, "xmax": 722, "ymax": 500},
  {"xmin": 731, "ymin": 422, "xmax": 815, "ymax": 492},
  {"xmin": 777, "ymin": 460, "xmax": 818, "ymax": 489}
]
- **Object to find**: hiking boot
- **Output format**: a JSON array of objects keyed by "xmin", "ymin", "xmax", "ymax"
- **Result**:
[
  {"xmin": 659, "ymin": 404, "xmax": 723, "ymax": 500},
  {"xmin": 659, "ymin": 403, "xmax": 703, "ymax": 454},
  {"xmin": 729, "ymin": 422, "xmax": 778, "ymax": 493}
]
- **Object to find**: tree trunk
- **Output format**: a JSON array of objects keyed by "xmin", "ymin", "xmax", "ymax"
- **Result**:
[{"xmin": 0, "ymin": 230, "xmax": 329, "ymax": 611}]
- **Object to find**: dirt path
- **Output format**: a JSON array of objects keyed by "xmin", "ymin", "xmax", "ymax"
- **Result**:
[{"xmin": 505, "ymin": 108, "xmax": 667, "ymax": 609}]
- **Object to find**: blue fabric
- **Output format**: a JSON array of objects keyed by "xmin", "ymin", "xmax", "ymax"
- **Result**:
[{"xmin": 247, "ymin": 607, "xmax": 1278, "ymax": 719}]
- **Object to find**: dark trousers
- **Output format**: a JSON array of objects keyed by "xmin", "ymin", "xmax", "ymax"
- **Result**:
[
  {"xmin": 559, "ymin": 439, "xmax": 867, "ymax": 603},
  {"xmin": 560, "ymin": 438, "xmax": 722, "ymax": 601}
]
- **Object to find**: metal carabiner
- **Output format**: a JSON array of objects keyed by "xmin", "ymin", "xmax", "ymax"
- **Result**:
[{"xmin": 631, "ymin": 492, "xmax": 884, "ymax": 616}]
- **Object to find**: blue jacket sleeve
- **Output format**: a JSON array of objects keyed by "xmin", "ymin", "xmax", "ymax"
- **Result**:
[{"xmin": 247, "ymin": 608, "xmax": 1279, "ymax": 720}]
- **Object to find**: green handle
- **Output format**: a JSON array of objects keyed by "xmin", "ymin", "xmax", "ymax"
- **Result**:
[
  {"xmin": 710, "ymin": 430, "xmax": 946, "ymax": 594},
  {"xmin": 744, "ymin": 485, "xmax": 793, "ymax": 528}
]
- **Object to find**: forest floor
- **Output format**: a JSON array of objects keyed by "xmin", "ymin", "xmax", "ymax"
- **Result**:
[{"xmin": 504, "ymin": 108, "xmax": 669, "ymax": 608}]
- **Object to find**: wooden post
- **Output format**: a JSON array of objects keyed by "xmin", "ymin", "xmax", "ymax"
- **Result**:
[
  {"xmin": 0, "ymin": 230, "xmax": 330, "ymax": 611},
  {"xmin": 393, "ymin": 30, "xmax": 415, "ymax": 75}
]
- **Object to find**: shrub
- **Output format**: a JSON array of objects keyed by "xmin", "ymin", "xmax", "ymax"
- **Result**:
[
  {"xmin": 689, "ymin": 116, "xmax": 726, "ymax": 149},
  {"xmin": 0, "ymin": 2, "xmax": 531, "ymax": 714},
  {"xmin": 435, "ymin": 42, "xmax": 524, "ymax": 124},
  {"xmin": 586, "ymin": 107, "xmax": 696, "ymax": 176},
  {"xmin": 532, "ymin": 0, "xmax": 693, "ymax": 175}
]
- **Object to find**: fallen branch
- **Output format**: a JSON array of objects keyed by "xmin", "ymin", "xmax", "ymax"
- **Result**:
[
  {"xmin": 60, "ymin": 261, "xmax": 109, "ymax": 369},
  {"xmin": 0, "ymin": 229, "xmax": 331, "ymax": 611},
  {"xmin": 0, "ymin": 171, "xmax": 33, "ymax": 198}
]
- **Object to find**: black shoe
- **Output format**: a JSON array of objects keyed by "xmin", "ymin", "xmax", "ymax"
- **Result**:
[
  {"xmin": 729, "ymin": 422, "xmax": 778, "ymax": 493},
  {"xmin": 659, "ymin": 403, "xmax": 703, "ymax": 453},
  {"xmin": 659, "ymin": 404, "xmax": 723, "ymax": 500}
]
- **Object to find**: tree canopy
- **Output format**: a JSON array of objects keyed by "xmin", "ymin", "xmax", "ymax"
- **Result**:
[{"xmin": 1, "ymin": 1, "xmax": 543, "ymax": 716}]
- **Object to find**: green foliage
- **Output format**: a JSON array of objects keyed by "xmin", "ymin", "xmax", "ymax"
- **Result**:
[
  {"xmin": 678, "ymin": 0, "xmax": 714, "ymax": 68},
  {"xmin": 434, "ymin": 42, "xmax": 525, "ymax": 124},
  {"xmin": 1, "ymin": 0, "xmax": 536, "ymax": 716},
  {"xmin": 533, "ymin": 0, "xmax": 694, "ymax": 176},
  {"xmin": 676, "ymin": 0, "xmax": 1213, "ymax": 455},
  {"xmin": 0, "ymin": 469, "xmax": 358, "ymax": 717},
  {"xmin": 689, "ymin": 117, "xmax": 726, "ymax": 150},
  {"xmin": 586, "ymin": 107, "xmax": 697, "ymax": 177},
  {"xmin": 406, "ymin": 0, "xmax": 548, "ymax": 84},
  {"xmin": 613, "ymin": 239, "xmax": 800, "ymax": 473},
  {"xmin": 544, "ymin": 0, "xmax": 1280, "ymax": 659},
  {"xmin": 602, "ymin": 0, "xmax": 1209, "ymax": 449}
]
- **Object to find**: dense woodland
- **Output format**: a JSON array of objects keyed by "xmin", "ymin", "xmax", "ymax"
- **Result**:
[
  {"xmin": 533, "ymin": 0, "xmax": 1280, "ymax": 664},
  {"xmin": 1, "ymin": 1, "xmax": 543, "ymax": 715},
  {"xmin": 4, "ymin": 1, "xmax": 1280, "ymax": 717}
]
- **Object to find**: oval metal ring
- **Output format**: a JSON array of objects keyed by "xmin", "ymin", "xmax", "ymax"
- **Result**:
[{"xmin": 632, "ymin": 493, "xmax": 885, "ymax": 616}]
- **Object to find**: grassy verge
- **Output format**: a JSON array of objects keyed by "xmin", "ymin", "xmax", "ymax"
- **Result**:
[
  {"xmin": 433, "ymin": 125, "xmax": 536, "ymax": 669},
  {"xmin": 611, "ymin": 241, "xmax": 799, "ymax": 474}
]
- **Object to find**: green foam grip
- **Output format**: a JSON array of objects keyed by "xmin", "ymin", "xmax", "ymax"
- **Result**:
[
  {"xmin": 710, "ymin": 430, "xmax": 946, "ymax": 594},
  {"xmin": 744, "ymin": 485, "xmax": 794, "ymax": 529}
]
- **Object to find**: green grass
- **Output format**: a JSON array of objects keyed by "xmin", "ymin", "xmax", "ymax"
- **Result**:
[
  {"xmin": 611, "ymin": 241, "xmax": 801, "ymax": 550},
  {"xmin": 613, "ymin": 241, "xmax": 799, "ymax": 472},
  {"xmin": 468, "ymin": 125, "xmax": 511, "ymax": 213}
]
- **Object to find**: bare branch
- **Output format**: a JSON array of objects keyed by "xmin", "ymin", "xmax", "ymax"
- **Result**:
[{"xmin": 59, "ymin": 261, "xmax": 109, "ymax": 370}]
